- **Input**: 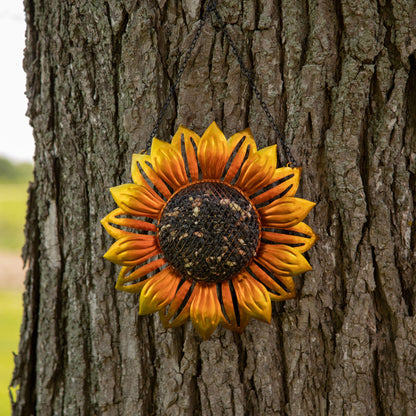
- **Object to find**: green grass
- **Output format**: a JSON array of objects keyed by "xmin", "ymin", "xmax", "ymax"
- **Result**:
[
  {"xmin": 0, "ymin": 184, "xmax": 29, "ymax": 252},
  {"xmin": 0, "ymin": 290, "xmax": 23, "ymax": 416}
]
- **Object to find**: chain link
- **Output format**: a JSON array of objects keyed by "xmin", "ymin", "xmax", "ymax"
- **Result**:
[{"xmin": 147, "ymin": 0, "xmax": 297, "ymax": 167}]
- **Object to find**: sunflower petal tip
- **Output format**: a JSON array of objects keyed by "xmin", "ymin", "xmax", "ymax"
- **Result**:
[
  {"xmin": 138, "ymin": 303, "xmax": 147, "ymax": 315},
  {"xmin": 103, "ymin": 250, "xmax": 113, "ymax": 262},
  {"xmin": 203, "ymin": 121, "xmax": 225, "ymax": 139},
  {"xmin": 240, "ymin": 126, "xmax": 253, "ymax": 135},
  {"xmin": 197, "ymin": 326, "xmax": 217, "ymax": 340},
  {"xmin": 151, "ymin": 137, "xmax": 174, "ymax": 156},
  {"xmin": 258, "ymin": 306, "xmax": 272, "ymax": 324},
  {"xmin": 109, "ymin": 184, "xmax": 127, "ymax": 199},
  {"xmin": 139, "ymin": 294, "xmax": 155, "ymax": 315}
]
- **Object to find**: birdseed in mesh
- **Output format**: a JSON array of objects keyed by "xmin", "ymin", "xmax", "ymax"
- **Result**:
[{"xmin": 158, "ymin": 182, "xmax": 260, "ymax": 283}]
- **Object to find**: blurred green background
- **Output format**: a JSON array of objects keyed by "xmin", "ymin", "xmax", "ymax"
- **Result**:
[{"xmin": 0, "ymin": 156, "xmax": 32, "ymax": 415}]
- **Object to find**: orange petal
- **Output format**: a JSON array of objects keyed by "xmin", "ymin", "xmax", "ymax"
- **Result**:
[
  {"xmin": 256, "ymin": 244, "xmax": 312, "ymax": 276},
  {"xmin": 151, "ymin": 138, "xmax": 189, "ymax": 189},
  {"xmin": 110, "ymin": 183, "xmax": 165, "ymax": 219},
  {"xmin": 103, "ymin": 234, "xmax": 160, "ymax": 266},
  {"xmin": 261, "ymin": 222, "xmax": 317, "ymax": 254},
  {"xmin": 235, "ymin": 145, "xmax": 277, "ymax": 195},
  {"xmin": 190, "ymin": 283, "xmax": 222, "ymax": 339},
  {"xmin": 259, "ymin": 196, "xmax": 316, "ymax": 228},
  {"xmin": 218, "ymin": 280, "xmax": 249, "ymax": 333},
  {"xmin": 232, "ymin": 273, "xmax": 272, "ymax": 323},
  {"xmin": 101, "ymin": 208, "xmax": 157, "ymax": 239},
  {"xmin": 171, "ymin": 125, "xmax": 201, "ymax": 182},
  {"xmin": 159, "ymin": 279, "xmax": 196, "ymax": 328},
  {"xmin": 197, "ymin": 121, "xmax": 229, "ymax": 179},
  {"xmin": 115, "ymin": 259, "xmax": 167, "ymax": 293},
  {"xmin": 248, "ymin": 262, "xmax": 296, "ymax": 301},
  {"xmin": 222, "ymin": 128, "xmax": 257, "ymax": 183},
  {"xmin": 139, "ymin": 267, "xmax": 180, "ymax": 315},
  {"xmin": 250, "ymin": 167, "xmax": 301, "ymax": 205},
  {"xmin": 132, "ymin": 154, "xmax": 172, "ymax": 199}
]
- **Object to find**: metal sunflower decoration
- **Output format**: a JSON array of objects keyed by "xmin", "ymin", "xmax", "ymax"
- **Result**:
[
  {"xmin": 102, "ymin": 122, "xmax": 317, "ymax": 339},
  {"xmin": 102, "ymin": 0, "xmax": 317, "ymax": 339}
]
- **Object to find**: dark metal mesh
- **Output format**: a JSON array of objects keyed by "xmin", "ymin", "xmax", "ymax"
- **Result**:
[{"xmin": 158, "ymin": 182, "xmax": 260, "ymax": 283}]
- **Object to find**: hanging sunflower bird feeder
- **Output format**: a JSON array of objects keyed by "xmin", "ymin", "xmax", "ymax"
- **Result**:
[
  {"xmin": 101, "ymin": 0, "xmax": 316, "ymax": 339},
  {"xmin": 102, "ymin": 123, "xmax": 317, "ymax": 339}
]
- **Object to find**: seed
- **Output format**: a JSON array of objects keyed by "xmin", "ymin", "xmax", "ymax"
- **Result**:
[
  {"xmin": 230, "ymin": 202, "xmax": 240, "ymax": 211},
  {"xmin": 178, "ymin": 232, "xmax": 188, "ymax": 241}
]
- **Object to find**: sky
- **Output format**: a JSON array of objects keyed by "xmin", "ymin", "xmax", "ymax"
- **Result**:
[{"xmin": 0, "ymin": 2, "xmax": 34, "ymax": 163}]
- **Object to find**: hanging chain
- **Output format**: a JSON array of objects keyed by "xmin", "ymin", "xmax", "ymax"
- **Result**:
[
  {"xmin": 145, "ymin": 0, "xmax": 216, "ymax": 152},
  {"xmin": 147, "ymin": 0, "xmax": 297, "ymax": 167}
]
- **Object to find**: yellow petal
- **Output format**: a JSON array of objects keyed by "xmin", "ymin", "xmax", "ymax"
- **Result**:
[
  {"xmin": 103, "ymin": 234, "xmax": 160, "ymax": 266},
  {"xmin": 256, "ymin": 244, "xmax": 313, "ymax": 276},
  {"xmin": 190, "ymin": 283, "xmax": 222, "ymax": 340},
  {"xmin": 219, "ymin": 280, "xmax": 249, "ymax": 333},
  {"xmin": 101, "ymin": 208, "xmax": 157, "ymax": 239},
  {"xmin": 139, "ymin": 267, "xmax": 180, "ymax": 315},
  {"xmin": 261, "ymin": 222, "xmax": 317, "ymax": 254},
  {"xmin": 171, "ymin": 125, "xmax": 201, "ymax": 182},
  {"xmin": 197, "ymin": 121, "xmax": 229, "ymax": 179},
  {"xmin": 232, "ymin": 273, "xmax": 272, "ymax": 323},
  {"xmin": 223, "ymin": 128, "xmax": 257, "ymax": 183},
  {"xmin": 236, "ymin": 145, "xmax": 277, "ymax": 195},
  {"xmin": 159, "ymin": 279, "xmax": 196, "ymax": 328},
  {"xmin": 248, "ymin": 263, "xmax": 296, "ymax": 301},
  {"xmin": 250, "ymin": 167, "xmax": 301, "ymax": 205},
  {"xmin": 132, "ymin": 153, "xmax": 172, "ymax": 199},
  {"xmin": 115, "ymin": 259, "xmax": 167, "ymax": 293},
  {"xmin": 151, "ymin": 138, "xmax": 189, "ymax": 189},
  {"xmin": 131, "ymin": 153, "xmax": 164, "ymax": 194},
  {"xmin": 259, "ymin": 196, "xmax": 316, "ymax": 228},
  {"xmin": 110, "ymin": 183, "xmax": 164, "ymax": 219}
]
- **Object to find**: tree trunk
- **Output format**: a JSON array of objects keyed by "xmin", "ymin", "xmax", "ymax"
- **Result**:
[{"xmin": 12, "ymin": 0, "xmax": 416, "ymax": 415}]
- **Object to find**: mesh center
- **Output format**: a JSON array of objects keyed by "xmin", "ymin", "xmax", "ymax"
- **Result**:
[{"xmin": 158, "ymin": 182, "xmax": 260, "ymax": 283}]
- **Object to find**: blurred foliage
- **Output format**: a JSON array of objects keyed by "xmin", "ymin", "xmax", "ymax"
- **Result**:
[
  {"xmin": 0, "ymin": 184, "xmax": 28, "ymax": 252},
  {"xmin": 0, "ymin": 157, "xmax": 32, "ymax": 252},
  {"xmin": 0, "ymin": 156, "xmax": 33, "ymax": 184}
]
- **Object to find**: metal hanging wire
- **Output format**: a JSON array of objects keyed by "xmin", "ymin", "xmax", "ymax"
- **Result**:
[{"xmin": 146, "ymin": 0, "xmax": 297, "ymax": 167}]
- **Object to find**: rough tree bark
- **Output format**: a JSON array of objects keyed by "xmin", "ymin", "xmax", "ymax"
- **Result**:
[{"xmin": 11, "ymin": 0, "xmax": 416, "ymax": 415}]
